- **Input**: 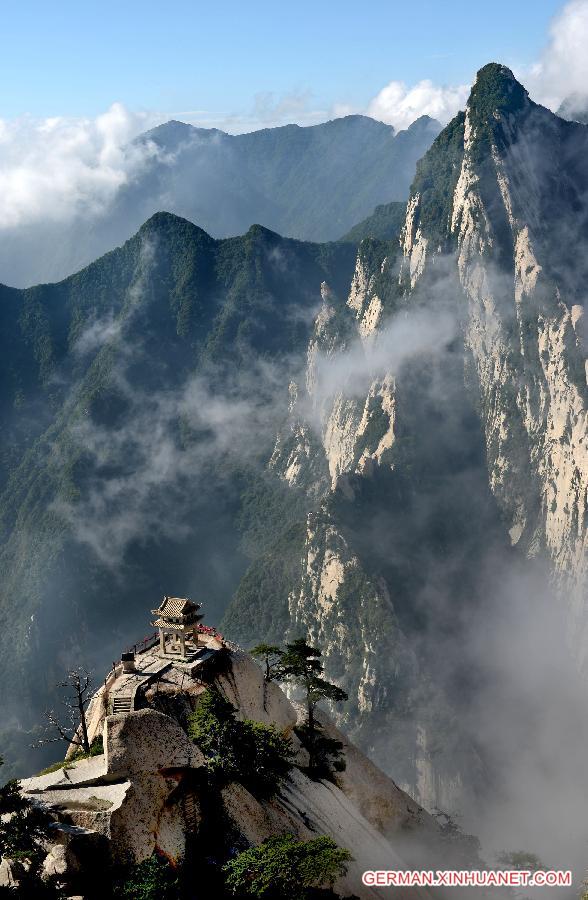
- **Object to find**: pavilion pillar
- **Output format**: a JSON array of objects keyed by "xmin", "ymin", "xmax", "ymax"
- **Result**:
[
  {"xmin": 159, "ymin": 630, "xmax": 166, "ymax": 655},
  {"xmin": 179, "ymin": 632, "xmax": 186, "ymax": 658}
]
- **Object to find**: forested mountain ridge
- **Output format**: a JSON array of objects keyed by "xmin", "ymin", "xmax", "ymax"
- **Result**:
[
  {"xmin": 0, "ymin": 114, "xmax": 441, "ymax": 288},
  {"xmin": 0, "ymin": 214, "xmax": 357, "ymax": 776},
  {"xmin": 1, "ymin": 60, "xmax": 586, "ymax": 880}
]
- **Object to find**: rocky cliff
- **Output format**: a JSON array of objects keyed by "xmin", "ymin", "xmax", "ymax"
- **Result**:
[
  {"xmin": 223, "ymin": 64, "xmax": 588, "ymax": 820},
  {"xmin": 405, "ymin": 63, "xmax": 588, "ymax": 659},
  {"xmin": 15, "ymin": 640, "xmax": 467, "ymax": 899}
]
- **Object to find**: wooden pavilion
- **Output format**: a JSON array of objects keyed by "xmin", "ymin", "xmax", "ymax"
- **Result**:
[{"xmin": 151, "ymin": 596, "xmax": 203, "ymax": 658}]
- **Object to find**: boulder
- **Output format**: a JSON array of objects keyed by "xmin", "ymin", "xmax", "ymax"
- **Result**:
[
  {"xmin": 105, "ymin": 709, "xmax": 203, "ymax": 777},
  {"xmin": 42, "ymin": 843, "xmax": 69, "ymax": 879},
  {"xmin": 0, "ymin": 857, "xmax": 29, "ymax": 888}
]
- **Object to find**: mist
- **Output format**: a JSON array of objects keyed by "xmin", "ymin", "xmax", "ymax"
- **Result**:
[
  {"xmin": 0, "ymin": 9, "xmax": 587, "ymax": 893},
  {"xmin": 270, "ymin": 236, "xmax": 588, "ymax": 894},
  {"xmin": 0, "ymin": 111, "xmax": 435, "ymax": 288}
]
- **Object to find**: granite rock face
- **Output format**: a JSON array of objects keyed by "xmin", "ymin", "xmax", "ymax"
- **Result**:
[
  {"xmin": 405, "ymin": 63, "xmax": 588, "ymax": 652},
  {"xmin": 224, "ymin": 64, "xmax": 588, "ymax": 816},
  {"xmin": 105, "ymin": 708, "xmax": 203, "ymax": 777},
  {"xmin": 18, "ymin": 647, "xmax": 449, "ymax": 899}
]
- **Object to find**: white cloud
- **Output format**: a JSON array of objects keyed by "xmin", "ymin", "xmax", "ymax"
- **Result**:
[
  {"xmin": 367, "ymin": 79, "xmax": 469, "ymax": 131},
  {"xmin": 522, "ymin": 0, "xmax": 588, "ymax": 110},
  {"xmin": 1, "ymin": 0, "xmax": 586, "ymax": 242},
  {"xmin": 0, "ymin": 104, "xmax": 164, "ymax": 230},
  {"xmin": 366, "ymin": 0, "xmax": 588, "ymax": 130},
  {"xmin": 54, "ymin": 358, "xmax": 291, "ymax": 567},
  {"xmin": 0, "ymin": 91, "xmax": 335, "ymax": 237},
  {"xmin": 311, "ymin": 302, "xmax": 457, "ymax": 410}
]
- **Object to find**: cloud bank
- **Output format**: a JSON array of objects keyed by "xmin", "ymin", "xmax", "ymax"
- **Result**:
[
  {"xmin": 523, "ymin": 0, "xmax": 588, "ymax": 110},
  {"xmin": 0, "ymin": 1, "xmax": 586, "ymax": 255},
  {"xmin": 0, "ymin": 104, "xmax": 162, "ymax": 230},
  {"xmin": 367, "ymin": 79, "xmax": 469, "ymax": 131}
]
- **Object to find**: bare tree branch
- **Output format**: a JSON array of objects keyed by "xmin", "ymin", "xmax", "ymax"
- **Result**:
[{"xmin": 34, "ymin": 667, "xmax": 93, "ymax": 753}]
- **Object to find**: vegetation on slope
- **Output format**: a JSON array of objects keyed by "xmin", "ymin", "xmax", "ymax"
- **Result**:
[
  {"xmin": 340, "ymin": 200, "xmax": 406, "ymax": 243},
  {"xmin": 409, "ymin": 111, "xmax": 465, "ymax": 244},
  {"xmin": 223, "ymin": 834, "xmax": 351, "ymax": 899},
  {"xmin": 0, "ymin": 212, "xmax": 356, "ymax": 778},
  {"xmin": 187, "ymin": 689, "xmax": 293, "ymax": 797}
]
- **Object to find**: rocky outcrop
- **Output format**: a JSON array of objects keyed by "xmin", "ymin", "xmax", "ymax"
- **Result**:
[
  {"xmin": 21, "ymin": 712, "xmax": 199, "ymax": 867},
  {"xmin": 405, "ymin": 63, "xmax": 588, "ymax": 656},
  {"xmin": 18, "ymin": 645, "xmax": 455, "ymax": 899},
  {"xmin": 271, "ymin": 265, "xmax": 398, "ymax": 497}
]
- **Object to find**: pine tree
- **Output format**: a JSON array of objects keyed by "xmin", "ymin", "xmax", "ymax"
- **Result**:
[{"xmin": 274, "ymin": 638, "xmax": 347, "ymax": 776}]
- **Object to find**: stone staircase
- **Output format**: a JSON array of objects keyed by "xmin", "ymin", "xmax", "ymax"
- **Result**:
[
  {"xmin": 107, "ymin": 654, "xmax": 173, "ymax": 717},
  {"xmin": 111, "ymin": 695, "xmax": 133, "ymax": 715},
  {"xmin": 183, "ymin": 792, "xmax": 199, "ymax": 832}
]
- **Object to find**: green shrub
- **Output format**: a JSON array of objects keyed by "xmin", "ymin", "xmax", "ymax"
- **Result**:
[
  {"xmin": 223, "ymin": 833, "xmax": 351, "ymax": 899},
  {"xmin": 70, "ymin": 733, "xmax": 104, "ymax": 762},
  {"xmin": 188, "ymin": 690, "xmax": 293, "ymax": 796},
  {"xmin": 0, "ymin": 805, "xmax": 52, "ymax": 860},
  {"xmin": 37, "ymin": 734, "xmax": 104, "ymax": 776},
  {"xmin": 0, "ymin": 755, "xmax": 59, "ymax": 895},
  {"xmin": 114, "ymin": 854, "xmax": 179, "ymax": 900},
  {"xmin": 239, "ymin": 720, "xmax": 294, "ymax": 796},
  {"xmin": 0, "ymin": 756, "xmax": 53, "ymax": 860}
]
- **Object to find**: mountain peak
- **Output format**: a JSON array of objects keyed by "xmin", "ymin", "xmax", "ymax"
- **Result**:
[
  {"xmin": 475, "ymin": 61, "xmax": 516, "ymax": 82},
  {"xmin": 469, "ymin": 62, "xmax": 528, "ymax": 121},
  {"xmin": 138, "ymin": 211, "xmax": 214, "ymax": 242},
  {"xmin": 245, "ymin": 223, "xmax": 283, "ymax": 244},
  {"xmin": 406, "ymin": 114, "xmax": 443, "ymax": 135},
  {"xmin": 137, "ymin": 119, "xmax": 226, "ymax": 151}
]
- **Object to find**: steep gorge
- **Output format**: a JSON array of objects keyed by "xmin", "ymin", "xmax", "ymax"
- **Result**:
[
  {"xmin": 0, "ymin": 64, "xmax": 586, "ymax": 872},
  {"xmin": 223, "ymin": 64, "xmax": 588, "ymax": 827}
]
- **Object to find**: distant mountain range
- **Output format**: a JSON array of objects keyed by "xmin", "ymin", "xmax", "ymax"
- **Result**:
[
  {"xmin": 0, "ymin": 114, "xmax": 440, "ymax": 288},
  {"xmin": 557, "ymin": 93, "xmax": 588, "ymax": 124},
  {"xmin": 1, "ymin": 63, "xmax": 587, "ymax": 877}
]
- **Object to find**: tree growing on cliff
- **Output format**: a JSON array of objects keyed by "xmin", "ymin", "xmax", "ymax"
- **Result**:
[
  {"xmin": 36, "ymin": 667, "xmax": 93, "ymax": 755},
  {"xmin": 223, "ymin": 833, "xmax": 352, "ymax": 899},
  {"xmin": 188, "ymin": 689, "xmax": 293, "ymax": 797},
  {"xmin": 251, "ymin": 643, "xmax": 284, "ymax": 681},
  {"xmin": 273, "ymin": 638, "xmax": 348, "ymax": 777}
]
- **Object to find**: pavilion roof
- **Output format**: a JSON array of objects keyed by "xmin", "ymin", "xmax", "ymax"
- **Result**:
[{"xmin": 152, "ymin": 596, "xmax": 201, "ymax": 617}]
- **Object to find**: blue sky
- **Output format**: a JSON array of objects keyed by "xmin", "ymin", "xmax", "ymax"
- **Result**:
[{"xmin": 1, "ymin": 0, "xmax": 565, "ymax": 122}]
